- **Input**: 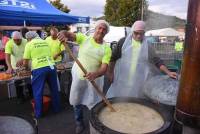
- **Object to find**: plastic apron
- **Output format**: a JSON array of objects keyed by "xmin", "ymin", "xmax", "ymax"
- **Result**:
[
  {"xmin": 106, "ymin": 34, "xmax": 152, "ymax": 99},
  {"xmin": 69, "ymin": 37, "xmax": 106, "ymax": 109}
]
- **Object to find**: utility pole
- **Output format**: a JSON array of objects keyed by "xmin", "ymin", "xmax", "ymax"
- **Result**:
[
  {"xmin": 141, "ymin": 0, "xmax": 144, "ymax": 20},
  {"xmin": 175, "ymin": 0, "xmax": 200, "ymax": 133}
]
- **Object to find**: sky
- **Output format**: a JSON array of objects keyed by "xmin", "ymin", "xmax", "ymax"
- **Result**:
[{"xmin": 60, "ymin": 0, "xmax": 189, "ymax": 19}]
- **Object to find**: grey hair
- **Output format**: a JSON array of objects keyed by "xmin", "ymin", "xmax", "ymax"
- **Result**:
[
  {"xmin": 95, "ymin": 20, "xmax": 110, "ymax": 33},
  {"xmin": 12, "ymin": 31, "xmax": 22, "ymax": 39},
  {"xmin": 25, "ymin": 31, "xmax": 39, "ymax": 40}
]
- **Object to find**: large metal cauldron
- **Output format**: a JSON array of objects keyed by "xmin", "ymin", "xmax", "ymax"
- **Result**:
[
  {"xmin": 143, "ymin": 75, "xmax": 183, "ymax": 133},
  {"xmin": 143, "ymin": 75, "xmax": 179, "ymax": 106},
  {"xmin": 0, "ymin": 115, "xmax": 36, "ymax": 134},
  {"xmin": 89, "ymin": 97, "xmax": 173, "ymax": 134}
]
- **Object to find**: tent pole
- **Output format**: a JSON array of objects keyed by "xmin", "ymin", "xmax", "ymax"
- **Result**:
[{"xmin": 23, "ymin": 20, "xmax": 26, "ymax": 27}]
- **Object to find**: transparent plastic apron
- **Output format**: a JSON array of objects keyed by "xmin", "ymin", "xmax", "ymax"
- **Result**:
[{"xmin": 107, "ymin": 35, "xmax": 150, "ymax": 99}]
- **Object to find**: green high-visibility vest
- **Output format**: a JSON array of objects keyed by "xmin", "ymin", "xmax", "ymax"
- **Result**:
[{"xmin": 175, "ymin": 42, "xmax": 183, "ymax": 52}]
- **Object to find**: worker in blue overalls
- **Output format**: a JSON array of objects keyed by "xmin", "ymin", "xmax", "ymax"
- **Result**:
[{"xmin": 23, "ymin": 31, "xmax": 60, "ymax": 118}]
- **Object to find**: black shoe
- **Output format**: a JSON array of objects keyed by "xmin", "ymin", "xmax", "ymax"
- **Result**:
[{"xmin": 75, "ymin": 124, "xmax": 85, "ymax": 134}]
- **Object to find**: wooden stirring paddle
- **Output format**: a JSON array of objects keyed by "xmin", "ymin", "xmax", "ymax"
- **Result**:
[{"xmin": 63, "ymin": 41, "xmax": 116, "ymax": 112}]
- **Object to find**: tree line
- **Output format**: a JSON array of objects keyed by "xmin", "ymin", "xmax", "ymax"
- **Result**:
[{"xmin": 50, "ymin": 0, "xmax": 148, "ymax": 27}]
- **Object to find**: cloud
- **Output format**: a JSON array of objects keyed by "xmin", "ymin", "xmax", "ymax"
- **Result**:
[
  {"xmin": 61, "ymin": 0, "xmax": 106, "ymax": 17},
  {"xmin": 148, "ymin": 0, "xmax": 188, "ymax": 19},
  {"xmin": 59, "ymin": 0, "xmax": 188, "ymax": 19}
]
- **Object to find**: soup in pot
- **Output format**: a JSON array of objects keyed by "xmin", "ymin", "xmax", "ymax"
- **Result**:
[{"xmin": 99, "ymin": 102, "xmax": 164, "ymax": 134}]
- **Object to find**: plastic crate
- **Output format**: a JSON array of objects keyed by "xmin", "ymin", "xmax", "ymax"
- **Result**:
[
  {"xmin": 31, "ymin": 96, "xmax": 51, "ymax": 113},
  {"xmin": 167, "ymin": 64, "xmax": 179, "ymax": 72}
]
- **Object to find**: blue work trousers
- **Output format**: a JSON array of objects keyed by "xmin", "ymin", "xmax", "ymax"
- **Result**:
[
  {"xmin": 74, "ymin": 104, "xmax": 84, "ymax": 125},
  {"xmin": 32, "ymin": 66, "xmax": 60, "ymax": 118}
]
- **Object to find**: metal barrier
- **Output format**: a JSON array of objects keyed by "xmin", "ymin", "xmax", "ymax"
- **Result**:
[{"xmin": 151, "ymin": 42, "xmax": 183, "ymax": 72}]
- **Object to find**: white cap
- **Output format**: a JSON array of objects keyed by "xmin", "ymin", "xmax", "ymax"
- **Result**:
[
  {"xmin": 25, "ymin": 31, "xmax": 39, "ymax": 39},
  {"xmin": 132, "ymin": 20, "xmax": 145, "ymax": 32}
]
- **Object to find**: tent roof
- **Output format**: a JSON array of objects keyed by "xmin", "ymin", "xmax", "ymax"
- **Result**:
[
  {"xmin": 0, "ymin": 0, "xmax": 90, "ymax": 26},
  {"xmin": 145, "ymin": 28, "xmax": 181, "ymax": 37},
  {"xmin": 104, "ymin": 26, "xmax": 126, "ymax": 43}
]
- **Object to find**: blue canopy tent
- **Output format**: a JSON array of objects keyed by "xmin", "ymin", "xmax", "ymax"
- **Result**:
[{"xmin": 0, "ymin": 0, "xmax": 90, "ymax": 26}]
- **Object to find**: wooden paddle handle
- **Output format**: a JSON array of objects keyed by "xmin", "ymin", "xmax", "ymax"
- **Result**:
[{"xmin": 63, "ymin": 41, "xmax": 116, "ymax": 112}]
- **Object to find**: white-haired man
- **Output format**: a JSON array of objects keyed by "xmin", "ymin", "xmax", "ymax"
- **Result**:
[
  {"xmin": 5, "ymin": 31, "xmax": 29, "ymax": 103},
  {"xmin": 58, "ymin": 20, "xmax": 112, "ymax": 134},
  {"xmin": 106, "ymin": 20, "xmax": 177, "ymax": 99}
]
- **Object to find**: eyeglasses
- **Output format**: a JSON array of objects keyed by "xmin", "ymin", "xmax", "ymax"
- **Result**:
[{"xmin": 134, "ymin": 31, "xmax": 144, "ymax": 36}]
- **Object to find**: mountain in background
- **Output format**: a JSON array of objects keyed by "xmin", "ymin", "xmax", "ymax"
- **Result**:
[
  {"xmin": 96, "ymin": 10, "xmax": 186, "ymax": 30},
  {"xmin": 145, "ymin": 10, "xmax": 186, "ymax": 30}
]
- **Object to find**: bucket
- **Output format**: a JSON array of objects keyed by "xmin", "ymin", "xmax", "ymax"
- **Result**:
[
  {"xmin": 174, "ymin": 59, "xmax": 182, "ymax": 71},
  {"xmin": 167, "ymin": 64, "xmax": 179, "ymax": 72},
  {"xmin": 31, "ymin": 96, "xmax": 51, "ymax": 113},
  {"xmin": 89, "ymin": 97, "xmax": 172, "ymax": 134}
]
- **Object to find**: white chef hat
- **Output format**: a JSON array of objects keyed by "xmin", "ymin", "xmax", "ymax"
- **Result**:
[
  {"xmin": 25, "ymin": 31, "xmax": 39, "ymax": 39},
  {"xmin": 131, "ymin": 20, "xmax": 145, "ymax": 32}
]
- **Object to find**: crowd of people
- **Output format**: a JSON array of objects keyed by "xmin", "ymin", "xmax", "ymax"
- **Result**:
[
  {"xmin": 0, "ymin": 27, "xmax": 64, "ymax": 117},
  {"xmin": 0, "ymin": 20, "xmax": 178, "ymax": 134}
]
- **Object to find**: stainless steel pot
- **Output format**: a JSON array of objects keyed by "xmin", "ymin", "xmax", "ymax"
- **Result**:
[{"xmin": 0, "ymin": 115, "xmax": 36, "ymax": 134}]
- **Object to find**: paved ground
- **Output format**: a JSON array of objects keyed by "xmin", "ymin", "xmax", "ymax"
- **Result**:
[
  {"xmin": 0, "ymin": 93, "xmax": 90, "ymax": 134},
  {"xmin": 0, "ymin": 78, "xmax": 183, "ymax": 134},
  {"xmin": 0, "ymin": 94, "xmax": 183, "ymax": 134}
]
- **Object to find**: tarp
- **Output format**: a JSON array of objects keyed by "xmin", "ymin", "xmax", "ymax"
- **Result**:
[
  {"xmin": 104, "ymin": 26, "xmax": 126, "ymax": 43},
  {"xmin": 84, "ymin": 26, "xmax": 128, "ymax": 43},
  {"xmin": 0, "ymin": 0, "xmax": 90, "ymax": 26},
  {"xmin": 145, "ymin": 28, "xmax": 181, "ymax": 37}
]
